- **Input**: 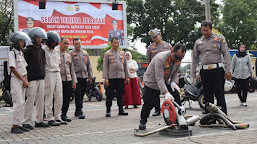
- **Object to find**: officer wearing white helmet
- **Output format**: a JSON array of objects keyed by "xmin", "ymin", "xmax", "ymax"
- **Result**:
[
  {"xmin": 43, "ymin": 31, "xmax": 67, "ymax": 126},
  {"xmin": 23, "ymin": 27, "xmax": 49, "ymax": 129},
  {"xmin": 8, "ymin": 32, "xmax": 30, "ymax": 133}
]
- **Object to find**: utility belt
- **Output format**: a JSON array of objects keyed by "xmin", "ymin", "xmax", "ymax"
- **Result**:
[{"xmin": 201, "ymin": 63, "xmax": 224, "ymax": 70}]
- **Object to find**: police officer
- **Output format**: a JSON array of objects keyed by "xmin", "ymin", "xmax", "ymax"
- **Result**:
[
  {"xmin": 146, "ymin": 29, "xmax": 172, "ymax": 116},
  {"xmin": 8, "ymin": 32, "xmax": 30, "ymax": 133},
  {"xmin": 23, "ymin": 27, "xmax": 49, "ymax": 129},
  {"xmin": 60, "ymin": 37, "xmax": 77, "ymax": 122},
  {"xmin": 103, "ymin": 37, "xmax": 130, "ymax": 117},
  {"xmin": 22, "ymin": 17, "xmax": 34, "ymax": 35},
  {"xmin": 190, "ymin": 21, "xmax": 232, "ymax": 115},
  {"xmin": 69, "ymin": 38, "xmax": 93, "ymax": 119},
  {"xmin": 139, "ymin": 44, "xmax": 186, "ymax": 130},
  {"xmin": 43, "ymin": 31, "xmax": 67, "ymax": 126},
  {"xmin": 108, "ymin": 20, "xmax": 123, "ymax": 45}
]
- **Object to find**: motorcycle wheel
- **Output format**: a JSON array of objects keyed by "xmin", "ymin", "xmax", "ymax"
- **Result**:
[
  {"xmin": 198, "ymin": 94, "xmax": 205, "ymax": 110},
  {"xmin": 3, "ymin": 90, "xmax": 13, "ymax": 106},
  {"xmin": 93, "ymin": 86, "xmax": 103, "ymax": 101}
]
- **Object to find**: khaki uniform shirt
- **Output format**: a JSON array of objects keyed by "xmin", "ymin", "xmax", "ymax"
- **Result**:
[
  {"xmin": 8, "ymin": 49, "xmax": 28, "ymax": 77},
  {"xmin": 143, "ymin": 51, "xmax": 180, "ymax": 94},
  {"xmin": 103, "ymin": 49, "xmax": 130, "ymax": 79},
  {"xmin": 191, "ymin": 33, "xmax": 231, "ymax": 78},
  {"xmin": 146, "ymin": 41, "xmax": 172, "ymax": 64},
  {"xmin": 69, "ymin": 49, "xmax": 93, "ymax": 79},
  {"xmin": 43, "ymin": 46, "xmax": 61, "ymax": 72},
  {"xmin": 60, "ymin": 51, "xmax": 77, "ymax": 83}
]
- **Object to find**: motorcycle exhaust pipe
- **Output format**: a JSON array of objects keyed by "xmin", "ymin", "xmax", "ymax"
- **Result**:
[{"xmin": 186, "ymin": 115, "xmax": 200, "ymax": 126}]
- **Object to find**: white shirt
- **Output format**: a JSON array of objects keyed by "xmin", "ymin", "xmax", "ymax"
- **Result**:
[{"xmin": 127, "ymin": 60, "xmax": 138, "ymax": 78}]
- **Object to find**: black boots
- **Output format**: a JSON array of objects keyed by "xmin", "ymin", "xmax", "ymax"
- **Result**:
[
  {"xmin": 152, "ymin": 110, "xmax": 161, "ymax": 116},
  {"xmin": 118, "ymin": 107, "xmax": 128, "ymax": 116},
  {"xmin": 139, "ymin": 122, "xmax": 146, "ymax": 130},
  {"xmin": 106, "ymin": 107, "xmax": 111, "ymax": 117}
]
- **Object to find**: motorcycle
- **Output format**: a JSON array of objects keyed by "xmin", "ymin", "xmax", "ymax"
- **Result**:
[
  {"xmin": 70, "ymin": 77, "xmax": 103, "ymax": 102},
  {"xmin": 179, "ymin": 74, "xmax": 205, "ymax": 110}
]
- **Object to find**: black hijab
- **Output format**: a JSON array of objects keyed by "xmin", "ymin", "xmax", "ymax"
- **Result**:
[{"xmin": 236, "ymin": 44, "xmax": 247, "ymax": 57}]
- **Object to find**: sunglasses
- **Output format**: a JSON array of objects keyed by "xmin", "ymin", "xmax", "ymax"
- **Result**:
[{"xmin": 175, "ymin": 54, "xmax": 183, "ymax": 60}]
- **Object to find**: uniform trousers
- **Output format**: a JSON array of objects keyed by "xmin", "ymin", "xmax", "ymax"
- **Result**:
[
  {"xmin": 61, "ymin": 81, "xmax": 73, "ymax": 117},
  {"xmin": 105, "ymin": 78, "xmax": 125, "ymax": 112},
  {"xmin": 11, "ymin": 76, "xmax": 26, "ymax": 126},
  {"xmin": 235, "ymin": 78, "xmax": 249, "ymax": 103},
  {"xmin": 200, "ymin": 67, "xmax": 227, "ymax": 114},
  {"xmin": 24, "ymin": 79, "xmax": 44, "ymax": 124},
  {"xmin": 140, "ymin": 85, "xmax": 180, "ymax": 123},
  {"xmin": 74, "ymin": 78, "xmax": 87, "ymax": 115},
  {"xmin": 44, "ymin": 72, "xmax": 63, "ymax": 121}
]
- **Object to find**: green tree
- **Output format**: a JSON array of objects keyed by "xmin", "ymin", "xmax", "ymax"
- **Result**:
[
  {"xmin": 127, "ymin": 0, "xmax": 220, "ymax": 49},
  {"xmin": 0, "ymin": 0, "xmax": 13, "ymax": 46},
  {"xmin": 220, "ymin": 0, "xmax": 257, "ymax": 49}
]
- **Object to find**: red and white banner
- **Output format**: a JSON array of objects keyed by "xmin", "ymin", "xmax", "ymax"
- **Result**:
[{"xmin": 17, "ymin": 0, "xmax": 126, "ymax": 47}]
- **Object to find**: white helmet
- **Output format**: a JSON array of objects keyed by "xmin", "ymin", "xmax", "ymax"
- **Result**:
[{"xmin": 224, "ymin": 80, "xmax": 234, "ymax": 92}]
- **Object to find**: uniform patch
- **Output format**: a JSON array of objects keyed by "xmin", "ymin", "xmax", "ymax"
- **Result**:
[
  {"xmin": 73, "ymin": 53, "xmax": 76, "ymax": 55},
  {"xmin": 74, "ymin": 57, "xmax": 78, "ymax": 59},
  {"xmin": 152, "ymin": 46, "xmax": 156, "ymax": 48},
  {"xmin": 110, "ymin": 59, "xmax": 114, "ymax": 63},
  {"xmin": 212, "ymin": 37, "xmax": 218, "ymax": 41},
  {"xmin": 109, "ymin": 53, "xmax": 113, "ymax": 55},
  {"xmin": 222, "ymin": 36, "xmax": 226, "ymax": 44},
  {"xmin": 213, "ymin": 44, "xmax": 217, "ymax": 47}
]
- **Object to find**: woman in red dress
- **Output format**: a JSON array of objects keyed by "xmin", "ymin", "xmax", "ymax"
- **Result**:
[{"xmin": 123, "ymin": 51, "xmax": 141, "ymax": 108}]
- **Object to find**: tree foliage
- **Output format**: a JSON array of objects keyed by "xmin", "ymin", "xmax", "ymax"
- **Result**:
[
  {"xmin": 0, "ymin": 0, "xmax": 13, "ymax": 46},
  {"xmin": 127, "ymin": 0, "xmax": 220, "ymax": 49},
  {"xmin": 220, "ymin": 0, "xmax": 257, "ymax": 49}
]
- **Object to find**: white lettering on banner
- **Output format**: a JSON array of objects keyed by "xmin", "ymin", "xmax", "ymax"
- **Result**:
[
  {"xmin": 60, "ymin": 17, "xmax": 82, "ymax": 24},
  {"xmin": 71, "ymin": 25, "xmax": 85, "ymax": 29},
  {"xmin": 41, "ymin": 16, "xmax": 60, "ymax": 23},
  {"xmin": 82, "ymin": 17, "xmax": 105, "ymax": 24}
]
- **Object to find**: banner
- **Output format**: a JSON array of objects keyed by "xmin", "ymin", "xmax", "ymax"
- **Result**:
[{"xmin": 16, "ymin": 0, "xmax": 127, "ymax": 48}]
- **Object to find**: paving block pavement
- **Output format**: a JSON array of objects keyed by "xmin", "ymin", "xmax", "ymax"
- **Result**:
[{"xmin": 0, "ymin": 92, "xmax": 257, "ymax": 144}]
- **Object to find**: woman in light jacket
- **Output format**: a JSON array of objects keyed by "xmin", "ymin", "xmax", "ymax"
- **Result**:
[
  {"xmin": 123, "ymin": 51, "xmax": 141, "ymax": 108},
  {"xmin": 231, "ymin": 44, "xmax": 253, "ymax": 106}
]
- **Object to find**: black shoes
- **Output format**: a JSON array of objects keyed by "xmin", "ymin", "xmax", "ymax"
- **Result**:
[
  {"xmin": 61, "ymin": 116, "xmax": 72, "ymax": 122},
  {"xmin": 152, "ymin": 111, "xmax": 161, "ymax": 116},
  {"xmin": 11, "ymin": 127, "xmax": 24, "ymax": 134},
  {"xmin": 35, "ymin": 122, "xmax": 49, "ymax": 128},
  {"xmin": 106, "ymin": 112, "xmax": 111, "ymax": 117},
  {"xmin": 56, "ymin": 120, "xmax": 68, "ymax": 125},
  {"xmin": 118, "ymin": 111, "xmax": 128, "ymax": 116},
  {"xmin": 48, "ymin": 120, "xmax": 60, "ymax": 126},
  {"xmin": 23, "ymin": 124, "xmax": 34, "ymax": 130},
  {"xmin": 75, "ymin": 113, "xmax": 85, "ymax": 119},
  {"xmin": 139, "ymin": 122, "xmax": 146, "ymax": 130}
]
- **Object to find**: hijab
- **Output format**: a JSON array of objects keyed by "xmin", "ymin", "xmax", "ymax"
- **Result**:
[{"xmin": 236, "ymin": 44, "xmax": 247, "ymax": 57}]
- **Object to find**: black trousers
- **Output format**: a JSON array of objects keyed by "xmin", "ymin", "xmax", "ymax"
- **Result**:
[
  {"xmin": 140, "ymin": 85, "xmax": 181, "ymax": 123},
  {"xmin": 200, "ymin": 67, "xmax": 227, "ymax": 114},
  {"xmin": 105, "ymin": 78, "xmax": 125, "ymax": 112},
  {"xmin": 235, "ymin": 78, "xmax": 249, "ymax": 103},
  {"xmin": 74, "ymin": 78, "xmax": 88, "ymax": 115},
  {"xmin": 61, "ymin": 81, "xmax": 73, "ymax": 117}
]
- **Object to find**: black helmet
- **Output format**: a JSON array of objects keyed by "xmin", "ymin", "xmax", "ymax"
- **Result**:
[
  {"xmin": 9, "ymin": 32, "xmax": 31, "ymax": 49},
  {"xmin": 28, "ymin": 27, "xmax": 47, "ymax": 44},
  {"xmin": 46, "ymin": 31, "xmax": 61, "ymax": 47}
]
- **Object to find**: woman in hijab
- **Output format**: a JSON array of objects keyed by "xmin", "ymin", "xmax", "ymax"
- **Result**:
[
  {"xmin": 231, "ymin": 44, "xmax": 253, "ymax": 106},
  {"xmin": 123, "ymin": 51, "xmax": 141, "ymax": 108}
]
